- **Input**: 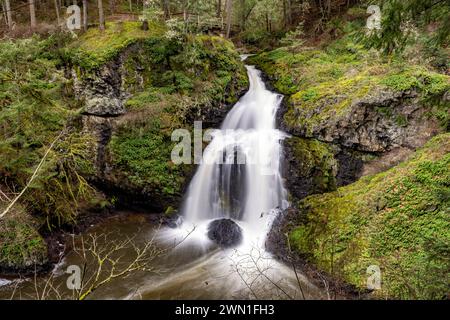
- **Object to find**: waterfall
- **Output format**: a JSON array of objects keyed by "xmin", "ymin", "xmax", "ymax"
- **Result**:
[
  {"xmin": 179, "ymin": 65, "xmax": 289, "ymax": 244},
  {"xmin": 88, "ymin": 64, "xmax": 322, "ymax": 299}
]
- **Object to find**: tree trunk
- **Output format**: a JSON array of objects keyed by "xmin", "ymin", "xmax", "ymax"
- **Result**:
[
  {"xmin": 161, "ymin": 0, "xmax": 170, "ymax": 19},
  {"xmin": 110, "ymin": 0, "xmax": 115, "ymax": 14},
  {"xmin": 82, "ymin": 0, "xmax": 87, "ymax": 31},
  {"xmin": 240, "ymin": 0, "xmax": 245, "ymax": 31},
  {"xmin": 287, "ymin": 0, "xmax": 292, "ymax": 26},
  {"xmin": 129, "ymin": 0, "xmax": 132, "ymax": 12},
  {"xmin": 217, "ymin": 0, "xmax": 221, "ymax": 18},
  {"xmin": 265, "ymin": 12, "xmax": 267, "ymax": 31},
  {"xmin": 98, "ymin": 0, "xmax": 105, "ymax": 30},
  {"xmin": 225, "ymin": 0, "xmax": 233, "ymax": 38},
  {"xmin": 53, "ymin": 0, "xmax": 60, "ymax": 26},
  {"xmin": 5, "ymin": 0, "xmax": 12, "ymax": 30},
  {"xmin": 29, "ymin": 0, "xmax": 37, "ymax": 30},
  {"xmin": 182, "ymin": 0, "xmax": 188, "ymax": 32},
  {"xmin": 1, "ymin": 1, "xmax": 7, "ymax": 28}
]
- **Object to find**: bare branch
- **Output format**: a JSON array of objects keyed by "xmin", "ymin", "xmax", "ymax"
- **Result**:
[{"xmin": 0, "ymin": 131, "xmax": 64, "ymax": 219}]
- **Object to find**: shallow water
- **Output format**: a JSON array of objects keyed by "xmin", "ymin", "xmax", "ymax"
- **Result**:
[{"xmin": 0, "ymin": 213, "xmax": 325, "ymax": 300}]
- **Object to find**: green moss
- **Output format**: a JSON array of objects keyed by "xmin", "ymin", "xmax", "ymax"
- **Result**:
[
  {"xmin": 125, "ymin": 89, "xmax": 163, "ymax": 110},
  {"xmin": 286, "ymin": 137, "xmax": 337, "ymax": 192},
  {"xmin": 68, "ymin": 21, "xmax": 165, "ymax": 71},
  {"xmin": 395, "ymin": 114, "xmax": 408, "ymax": 127},
  {"xmin": 381, "ymin": 72, "xmax": 421, "ymax": 91},
  {"xmin": 285, "ymin": 73, "xmax": 377, "ymax": 132},
  {"xmin": 110, "ymin": 125, "xmax": 187, "ymax": 197},
  {"xmin": 289, "ymin": 133, "xmax": 450, "ymax": 299},
  {"xmin": 0, "ymin": 204, "xmax": 48, "ymax": 270},
  {"xmin": 164, "ymin": 206, "xmax": 176, "ymax": 216},
  {"xmin": 380, "ymin": 66, "xmax": 449, "ymax": 95}
]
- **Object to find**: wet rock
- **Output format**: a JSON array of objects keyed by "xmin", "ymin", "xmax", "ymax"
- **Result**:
[
  {"xmin": 283, "ymin": 137, "xmax": 338, "ymax": 199},
  {"xmin": 207, "ymin": 219, "xmax": 243, "ymax": 248}
]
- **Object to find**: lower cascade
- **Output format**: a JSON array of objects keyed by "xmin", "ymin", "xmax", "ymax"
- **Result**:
[{"xmin": 178, "ymin": 64, "xmax": 289, "ymax": 247}]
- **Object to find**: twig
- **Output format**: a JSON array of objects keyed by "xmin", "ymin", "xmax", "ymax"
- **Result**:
[{"xmin": 286, "ymin": 233, "xmax": 306, "ymax": 299}]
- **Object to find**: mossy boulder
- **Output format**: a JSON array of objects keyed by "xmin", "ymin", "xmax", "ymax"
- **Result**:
[
  {"xmin": 283, "ymin": 136, "xmax": 375, "ymax": 200},
  {"xmin": 0, "ymin": 204, "xmax": 48, "ymax": 273},
  {"xmin": 285, "ymin": 85, "xmax": 443, "ymax": 153},
  {"xmin": 289, "ymin": 133, "xmax": 450, "ymax": 299}
]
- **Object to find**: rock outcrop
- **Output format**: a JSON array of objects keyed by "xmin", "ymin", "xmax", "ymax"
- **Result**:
[{"xmin": 284, "ymin": 88, "xmax": 441, "ymax": 153}]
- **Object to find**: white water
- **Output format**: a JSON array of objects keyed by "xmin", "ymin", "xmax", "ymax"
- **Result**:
[{"xmin": 178, "ymin": 65, "xmax": 289, "ymax": 245}]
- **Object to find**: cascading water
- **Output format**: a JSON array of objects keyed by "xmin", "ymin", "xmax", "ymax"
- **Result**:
[
  {"xmin": 140, "ymin": 63, "xmax": 324, "ymax": 299},
  {"xmin": 179, "ymin": 64, "xmax": 289, "ymax": 246}
]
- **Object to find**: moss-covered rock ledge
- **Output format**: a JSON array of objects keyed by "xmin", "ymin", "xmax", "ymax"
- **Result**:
[
  {"xmin": 0, "ymin": 204, "xmax": 48, "ymax": 273},
  {"xmin": 289, "ymin": 134, "xmax": 450, "ymax": 299},
  {"xmin": 249, "ymin": 30, "xmax": 449, "ymax": 154},
  {"xmin": 70, "ymin": 24, "xmax": 249, "ymax": 209}
]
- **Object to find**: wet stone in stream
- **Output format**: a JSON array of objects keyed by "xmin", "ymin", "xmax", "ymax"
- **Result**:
[{"xmin": 207, "ymin": 218, "xmax": 243, "ymax": 248}]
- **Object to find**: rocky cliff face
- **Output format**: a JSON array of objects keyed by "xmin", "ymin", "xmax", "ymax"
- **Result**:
[
  {"xmin": 282, "ymin": 136, "xmax": 367, "ymax": 199},
  {"xmin": 73, "ymin": 60, "xmax": 126, "ymax": 117},
  {"xmin": 280, "ymin": 87, "xmax": 442, "ymax": 200},
  {"xmin": 72, "ymin": 36, "xmax": 249, "ymax": 211},
  {"xmin": 284, "ymin": 88, "xmax": 440, "ymax": 153}
]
